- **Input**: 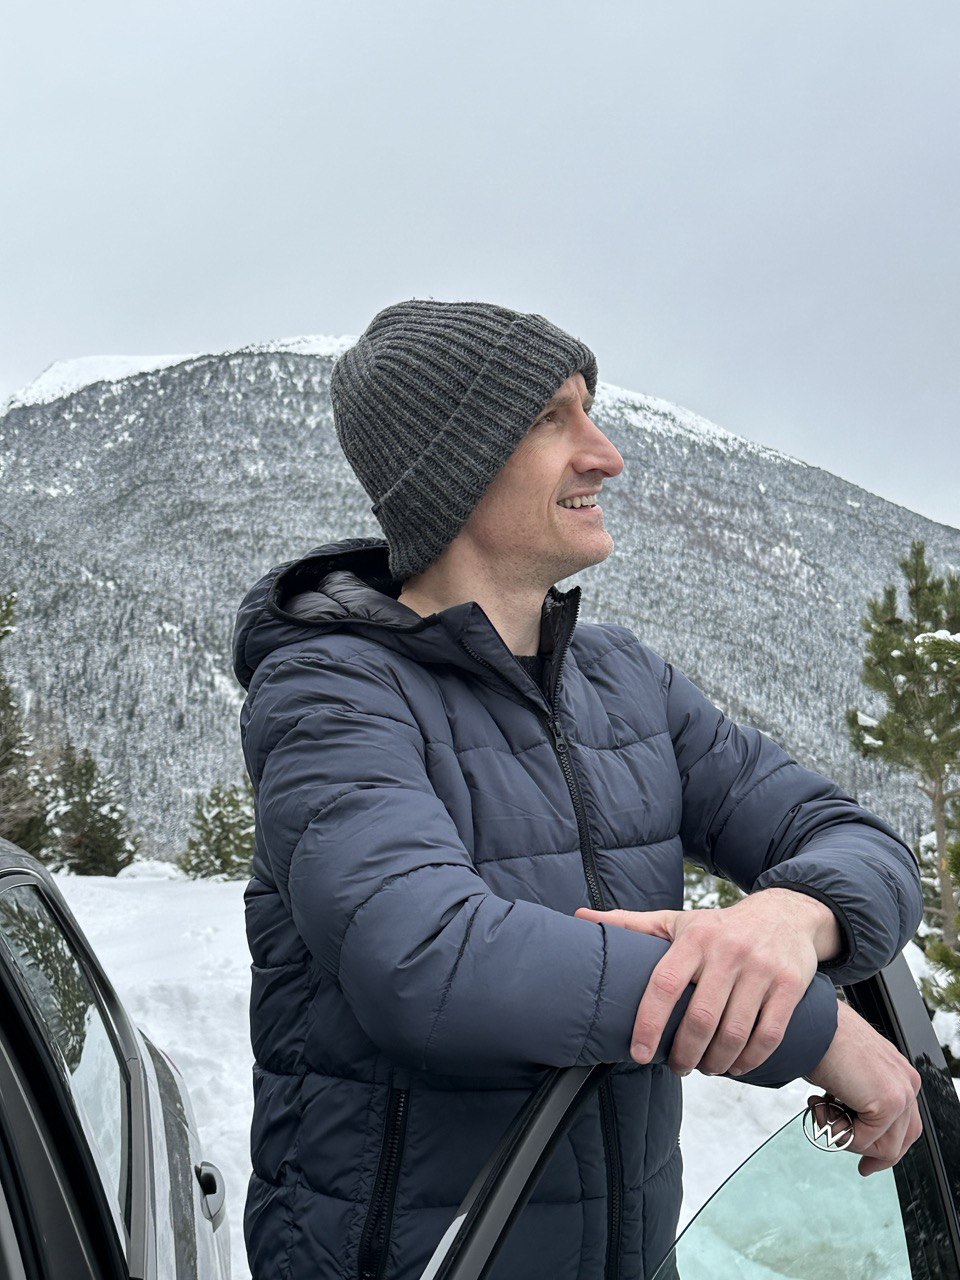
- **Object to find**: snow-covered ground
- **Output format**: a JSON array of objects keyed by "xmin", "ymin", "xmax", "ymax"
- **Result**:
[
  {"xmin": 52, "ymin": 868, "xmax": 958, "ymax": 1280},
  {"xmin": 54, "ymin": 869, "xmax": 254, "ymax": 1280}
]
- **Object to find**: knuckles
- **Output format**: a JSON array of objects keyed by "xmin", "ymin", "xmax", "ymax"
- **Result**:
[
  {"xmin": 754, "ymin": 1023, "xmax": 785, "ymax": 1049},
  {"xmin": 771, "ymin": 974, "xmax": 804, "ymax": 1000},
  {"xmin": 651, "ymin": 968, "xmax": 685, "ymax": 998},
  {"xmin": 724, "ymin": 937, "xmax": 755, "ymax": 965},
  {"xmin": 686, "ymin": 1003, "xmax": 720, "ymax": 1032},
  {"xmin": 714, "ymin": 1021, "xmax": 750, "ymax": 1048}
]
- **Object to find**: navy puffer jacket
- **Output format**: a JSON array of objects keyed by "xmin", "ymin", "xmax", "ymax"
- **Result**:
[{"xmin": 232, "ymin": 538, "xmax": 923, "ymax": 1280}]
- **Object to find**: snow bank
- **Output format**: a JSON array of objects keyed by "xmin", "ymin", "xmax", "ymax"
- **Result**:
[{"xmin": 54, "ymin": 874, "xmax": 253, "ymax": 1280}]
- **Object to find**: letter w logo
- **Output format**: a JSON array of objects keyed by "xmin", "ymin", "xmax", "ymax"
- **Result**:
[{"xmin": 803, "ymin": 1101, "xmax": 856, "ymax": 1151}]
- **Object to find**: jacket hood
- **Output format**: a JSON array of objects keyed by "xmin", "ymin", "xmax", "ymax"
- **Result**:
[{"xmin": 231, "ymin": 536, "xmax": 580, "ymax": 697}]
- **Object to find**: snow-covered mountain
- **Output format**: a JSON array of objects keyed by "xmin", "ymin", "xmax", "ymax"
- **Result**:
[{"xmin": 1, "ymin": 341, "xmax": 957, "ymax": 856}]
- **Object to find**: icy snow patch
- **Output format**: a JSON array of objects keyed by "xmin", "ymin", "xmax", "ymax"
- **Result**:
[
  {"xmin": 5, "ymin": 354, "xmax": 202, "ymax": 410},
  {"xmin": 2, "ymin": 333, "xmax": 358, "ymax": 413},
  {"xmin": 239, "ymin": 333, "xmax": 358, "ymax": 358},
  {"xmin": 594, "ymin": 382, "xmax": 802, "ymax": 466},
  {"xmin": 116, "ymin": 859, "xmax": 188, "ymax": 880}
]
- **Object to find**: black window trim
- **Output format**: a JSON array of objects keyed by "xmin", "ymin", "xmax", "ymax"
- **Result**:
[
  {"xmin": 0, "ymin": 868, "xmax": 157, "ymax": 1280},
  {"xmin": 846, "ymin": 955, "xmax": 960, "ymax": 1271},
  {"xmin": 418, "ymin": 952, "xmax": 960, "ymax": 1280}
]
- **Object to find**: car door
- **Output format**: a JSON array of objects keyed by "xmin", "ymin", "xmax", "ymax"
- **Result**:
[
  {"xmin": 0, "ymin": 843, "xmax": 230, "ymax": 1279},
  {"xmin": 417, "ymin": 952, "xmax": 960, "ymax": 1280}
]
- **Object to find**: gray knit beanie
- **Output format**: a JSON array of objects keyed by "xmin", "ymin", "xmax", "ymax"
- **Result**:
[{"xmin": 330, "ymin": 298, "xmax": 598, "ymax": 583}]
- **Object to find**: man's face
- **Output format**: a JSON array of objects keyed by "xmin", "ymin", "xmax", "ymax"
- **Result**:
[{"xmin": 459, "ymin": 373, "xmax": 625, "ymax": 587}]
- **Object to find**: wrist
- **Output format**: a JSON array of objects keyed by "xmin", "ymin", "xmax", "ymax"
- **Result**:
[
  {"xmin": 804, "ymin": 999, "xmax": 853, "ymax": 1087},
  {"xmin": 757, "ymin": 886, "xmax": 843, "ymax": 964}
]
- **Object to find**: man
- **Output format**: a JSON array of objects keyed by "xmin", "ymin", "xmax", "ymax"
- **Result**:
[{"xmin": 232, "ymin": 299, "xmax": 924, "ymax": 1280}]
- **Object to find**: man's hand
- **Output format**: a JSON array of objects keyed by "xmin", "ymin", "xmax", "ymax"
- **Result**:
[
  {"xmin": 575, "ymin": 889, "xmax": 839, "ymax": 1076},
  {"xmin": 806, "ymin": 999, "xmax": 922, "ymax": 1175}
]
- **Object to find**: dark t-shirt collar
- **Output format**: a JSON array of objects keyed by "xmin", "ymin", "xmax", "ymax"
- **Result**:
[{"xmin": 513, "ymin": 650, "xmax": 547, "ymax": 693}]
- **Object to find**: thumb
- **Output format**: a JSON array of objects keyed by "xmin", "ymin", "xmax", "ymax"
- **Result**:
[{"xmin": 574, "ymin": 908, "xmax": 678, "ymax": 940}]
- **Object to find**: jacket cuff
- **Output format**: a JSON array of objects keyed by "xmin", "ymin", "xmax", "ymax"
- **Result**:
[{"xmin": 750, "ymin": 814, "xmax": 923, "ymax": 986}]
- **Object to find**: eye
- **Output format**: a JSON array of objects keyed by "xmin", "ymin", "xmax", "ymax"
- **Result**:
[{"xmin": 537, "ymin": 411, "xmax": 557, "ymax": 425}]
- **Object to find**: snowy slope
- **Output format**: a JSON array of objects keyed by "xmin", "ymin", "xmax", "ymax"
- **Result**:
[{"xmin": 49, "ymin": 868, "xmax": 903, "ymax": 1280}]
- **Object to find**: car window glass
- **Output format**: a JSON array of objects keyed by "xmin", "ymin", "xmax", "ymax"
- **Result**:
[
  {"xmin": 651, "ymin": 1109, "xmax": 909, "ymax": 1280},
  {"xmin": 0, "ymin": 882, "xmax": 127, "ymax": 1243}
]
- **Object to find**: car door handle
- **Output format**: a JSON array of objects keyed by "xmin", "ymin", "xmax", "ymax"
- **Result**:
[{"xmin": 194, "ymin": 1161, "xmax": 227, "ymax": 1232}]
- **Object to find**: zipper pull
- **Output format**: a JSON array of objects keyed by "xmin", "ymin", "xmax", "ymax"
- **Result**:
[{"xmin": 549, "ymin": 717, "xmax": 568, "ymax": 752}]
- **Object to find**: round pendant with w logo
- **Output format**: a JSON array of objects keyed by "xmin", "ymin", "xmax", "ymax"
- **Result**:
[{"xmin": 803, "ymin": 1095, "xmax": 858, "ymax": 1151}]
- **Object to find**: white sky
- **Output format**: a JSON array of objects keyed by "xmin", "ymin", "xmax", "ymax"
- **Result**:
[{"xmin": 2, "ymin": 0, "xmax": 957, "ymax": 528}]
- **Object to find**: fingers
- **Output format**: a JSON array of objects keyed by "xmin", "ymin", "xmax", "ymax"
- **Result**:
[
  {"xmin": 575, "ymin": 907, "xmax": 677, "ymax": 940},
  {"xmin": 856, "ymin": 1100, "xmax": 924, "ymax": 1176},
  {"xmin": 630, "ymin": 923, "xmax": 800, "ymax": 1074},
  {"xmin": 719, "ymin": 976, "xmax": 805, "ymax": 1077},
  {"xmin": 666, "ymin": 966, "xmax": 741, "ymax": 1074},
  {"xmin": 631, "ymin": 942, "xmax": 701, "ymax": 1064},
  {"xmin": 694, "ymin": 972, "xmax": 773, "ymax": 1076},
  {"xmin": 804, "ymin": 1087, "xmax": 923, "ymax": 1176},
  {"xmin": 581, "ymin": 903, "xmax": 816, "ymax": 1079}
]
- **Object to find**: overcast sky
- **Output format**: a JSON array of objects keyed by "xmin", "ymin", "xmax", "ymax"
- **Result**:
[{"xmin": 3, "ymin": 1, "xmax": 957, "ymax": 529}]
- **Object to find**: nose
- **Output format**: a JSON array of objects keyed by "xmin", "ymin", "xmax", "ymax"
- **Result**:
[{"xmin": 575, "ymin": 407, "xmax": 625, "ymax": 480}]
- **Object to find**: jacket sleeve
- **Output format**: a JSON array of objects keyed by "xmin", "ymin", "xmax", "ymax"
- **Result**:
[
  {"xmin": 243, "ymin": 648, "xmax": 838, "ymax": 1086},
  {"xmin": 661, "ymin": 655, "xmax": 924, "ymax": 985}
]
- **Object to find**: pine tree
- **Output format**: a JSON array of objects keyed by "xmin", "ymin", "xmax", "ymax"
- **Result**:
[
  {"xmin": 179, "ymin": 778, "xmax": 255, "ymax": 880},
  {"xmin": 846, "ymin": 541, "xmax": 960, "ymax": 953},
  {"xmin": 920, "ymin": 795, "xmax": 960, "ymax": 1016},
  {"xmin": 684, "ymin": 861, "xmax": 743, "ymax": 910},
  {"xmin": 0, "ymin": 590, "xmax": 51, "ymax": 855},
  {"xmin": 42, "ymin": 738, "xmax": 139, "ymax": 875}
]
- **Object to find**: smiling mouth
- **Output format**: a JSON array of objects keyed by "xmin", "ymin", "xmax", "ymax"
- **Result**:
[{"xmin": 557, "ymin": 503, "xmax": 603, "ymax": 514}]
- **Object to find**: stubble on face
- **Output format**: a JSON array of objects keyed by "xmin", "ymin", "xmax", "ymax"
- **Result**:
[{"xmin": 460, "ymin": 434, "xmax": 614, "ymax": 594}]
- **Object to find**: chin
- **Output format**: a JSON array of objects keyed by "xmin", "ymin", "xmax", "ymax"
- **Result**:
[
  {"xmin": 552, "ymin": 534, "xmax": 613, "ymax": 583},
  {"xmin": 580, "ymin": 528, "xmax": 614, "ymax": 564}
]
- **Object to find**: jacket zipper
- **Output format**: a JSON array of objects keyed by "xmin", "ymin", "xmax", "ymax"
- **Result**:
[
  {"xmin": 458, "ymin": 609, "xmax": 624, "ymax": 1280},
  {"xmin": 556, "ymin": 694, "xmax": 624, "ymax": 1280},
  {"xmin": 357, "ymin": 1084, "xmax": 410, "ymax": 1280}
]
